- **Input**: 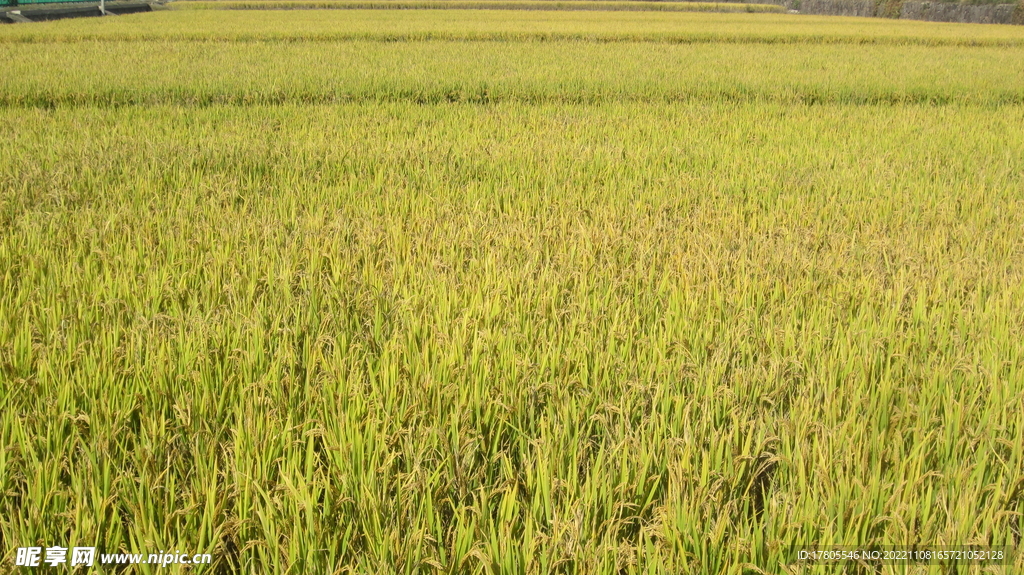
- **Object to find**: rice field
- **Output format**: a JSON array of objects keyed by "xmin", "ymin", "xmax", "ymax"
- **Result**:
[
  {"xmin": 1, "ymin": 8, "xmax": 1023, "ymax": 575},
  {"xmin": 4, "ymin": 10, "xmax": 1024, "ymax": 44},
  {"xmin": 168, "ymin": 1, "xmax": 786, "ymax": 13}
]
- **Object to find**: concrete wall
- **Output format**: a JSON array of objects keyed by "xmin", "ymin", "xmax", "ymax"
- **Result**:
[{"xmin": 786, "ymin": 0, "xmax": 1024, "ymax": 24}]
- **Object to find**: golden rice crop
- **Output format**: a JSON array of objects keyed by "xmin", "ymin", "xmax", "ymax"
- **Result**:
[
  {"xmin": 1, "ymin": 9, "xmax": 1023, "ymax": 575},
  {"xmin": 2, "ymin": 10, "xmax": 1024, "ymax": 44},
  {"xmin": 169, "ymin": 1, "xmax": 786, "ymax": 13},
  {"xmin": 2, "ymin": 37, "xmax": 1024, "ymax": 106}
]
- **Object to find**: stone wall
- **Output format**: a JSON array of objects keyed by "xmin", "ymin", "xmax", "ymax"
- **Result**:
[
  {"xmin": 901, "ymin": 1, "xmax": 1017, "ymax": 22},
  {"xmin": 786, "ymin": 0, "xmax": 1024, "ymax": 24},
  {"xmin": 791, "ymin": 0, "xmax": 876, "ymax": 16}
]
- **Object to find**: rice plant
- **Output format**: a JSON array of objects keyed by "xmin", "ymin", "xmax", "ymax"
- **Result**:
[{"xmin": 1, "ymin": 9, "xmax": 1022, "ymax": 575}]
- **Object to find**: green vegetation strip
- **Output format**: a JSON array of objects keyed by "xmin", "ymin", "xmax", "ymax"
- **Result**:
[{"xmin": 171, "ymin": 0, "xmax": 784, "ymax": 11}]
